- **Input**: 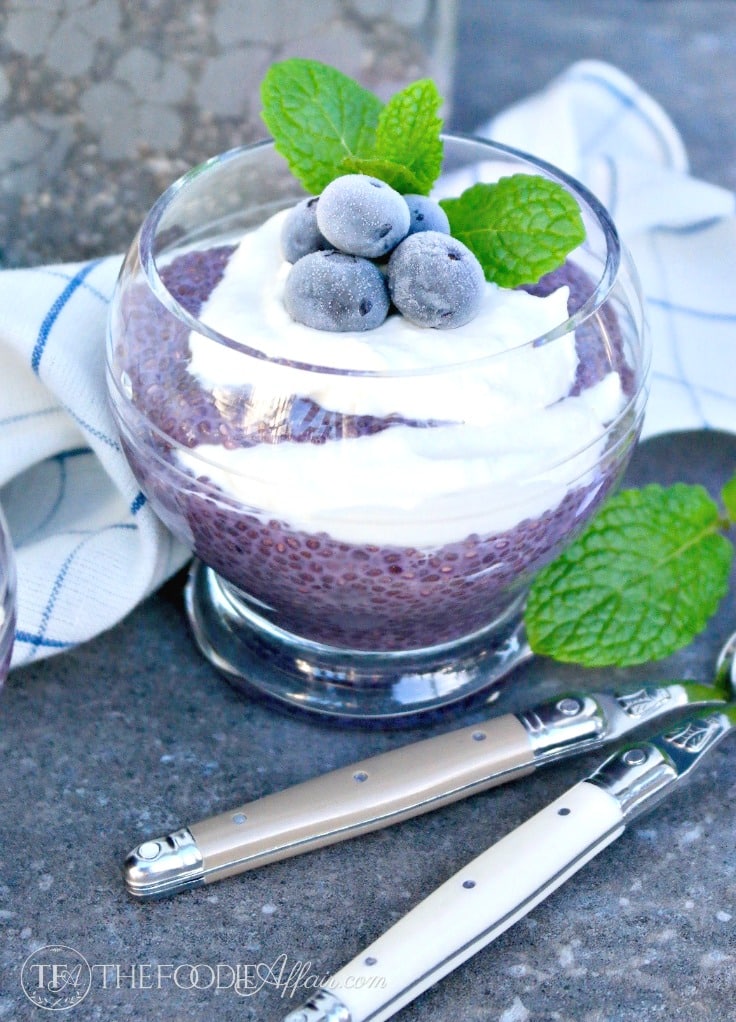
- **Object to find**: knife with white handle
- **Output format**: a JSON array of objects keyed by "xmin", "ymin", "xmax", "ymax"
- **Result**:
[
  {"xmin": 123, "ymin": 678, "xmax": 722, "ymax": 899},
  {"xmin": 281, "ymin": 707, "xmax": 734, "ymax": 1022}
]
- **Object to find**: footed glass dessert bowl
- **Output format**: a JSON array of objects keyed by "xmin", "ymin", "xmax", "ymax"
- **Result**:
[
  {"xmin": 106, "ymin": 135, "xmax": 649, "ymax": 723},
  {"xmin": 0, "ymin": 504, "xmax": 16, "ymax": 685}
]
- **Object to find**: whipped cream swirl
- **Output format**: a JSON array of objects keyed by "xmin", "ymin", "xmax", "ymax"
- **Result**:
[{"xmin": 180, "ymin": 210, "xmax": 625, "ymax": 546}]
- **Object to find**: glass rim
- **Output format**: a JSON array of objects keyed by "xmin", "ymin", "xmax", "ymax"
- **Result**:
[
  {"xmin": 137, "ymin": 133, "xmax": 632, "ymax": 380},
  {"xmin": 0, "ymin": 503, "xmax": 16, "ymax": 611}
]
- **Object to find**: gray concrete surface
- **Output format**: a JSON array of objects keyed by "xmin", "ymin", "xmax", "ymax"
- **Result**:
[
  {"xmin": 0, "ymin": 0, "xmax": 457, "ymax": 268},
  {"xmin": 2, "ymin": 3, "xmax": 736, "ymax": 1020},
  {"xmin": 1, "ymin": 431, "xmax": 735, "ymax": 1022},
  {"xmin": 453, "ymin": 1, "xmax": 736, "ymax": 193}
]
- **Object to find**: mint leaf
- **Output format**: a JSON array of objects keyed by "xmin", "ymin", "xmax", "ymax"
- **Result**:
[
  {"xmin": 339, "ymin": 155, "xmax": 426, "ymax": 195},
  {"xmin": 260, "ymin": 59, "xmax": 382, "ymax": 193},
  {"xmin": 261, "ymin": 63, "xmax": 443, "ymax": 197},
  {"xmin": 343, "ymin": 78, "xmax": 443, "ymax": 195},
  {"xmin": 440, "ymin": 175, "xmax": 586, "ymax": 286},
  {"xmin": 525, "ymin": 483, "xmax": 734, "ymax": 667},
  {"xmin": 722, "ymin": 472, "xmax": 736, "ymax": 522}
]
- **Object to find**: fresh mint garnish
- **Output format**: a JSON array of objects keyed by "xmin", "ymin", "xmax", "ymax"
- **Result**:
[
  {"xmin": 525, "ymin": 480, "xmax": 736, "ymax": 667},
  {"xmin": 260, "ymin": 59, "xmax": 585, "ymax": 288},
  {"xmin": 722, "ymin": 473, "xmax": 736, "ymax": 520},
  {"xmin": 342, "ymin": 78, "xmax": 444, "ymax": 195},
  {"xmin": 440, "ymin": 176, "xmax": 586, "ymax": 287},
  {"xmin": 260, "ymin": 59, "xmax": 382, "ymax": 194}
]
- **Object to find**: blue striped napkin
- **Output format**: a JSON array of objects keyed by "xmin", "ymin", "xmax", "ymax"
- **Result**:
[
  {"xmin": 0, "ymin": 258, "xmax": 188, "ymax": 669},
  {"xmin": 1, "ymin": 60, "xmax": 734, "ymax": 672},
  {"xmin": 483, "ymin": 60, "xmax": 736, "ymax": 437}
]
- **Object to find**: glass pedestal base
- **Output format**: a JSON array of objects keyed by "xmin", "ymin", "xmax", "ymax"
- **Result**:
[{"xmin": 184, "ymin": 560, "xmax": 532, "ymax": 725}]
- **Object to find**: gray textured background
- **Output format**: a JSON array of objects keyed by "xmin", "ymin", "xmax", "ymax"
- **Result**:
[
  {"xmin": 4, "ymin": 1, "xmax": 736, "ymax": 265},
  {"xmin": 1, "ymin": 3, "xmax": 735, "ymax": 1021},
  {"xmin": 0, "ymin": 0, "xmax": 457, "ymax": 267}
]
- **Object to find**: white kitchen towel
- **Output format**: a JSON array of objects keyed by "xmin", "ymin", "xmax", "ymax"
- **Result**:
[
  {"xmin": 481, "ymin": 59, "xmax": 736, "ymax": 436},
  {"xmin": 0, "ymin": 257, "xmax": 189, "ymax": 667},
  {"xmin": 1, "ymin": 59, "xmax": 735, "ymax": 669}
]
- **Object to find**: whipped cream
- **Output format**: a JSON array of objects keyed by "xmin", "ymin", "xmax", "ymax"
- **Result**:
[{"xmin": 180, "ymin": 210, "xmax": 625, "ymax": 546}]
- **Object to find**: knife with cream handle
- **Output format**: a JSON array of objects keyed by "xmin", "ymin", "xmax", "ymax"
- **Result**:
[
  {"xmin": 123, "ymin": 678, "xmax": 722, "ymax": 898},
  {"xmin": 281, "ymin": 707, "xmax": 735, "ymax": 1022}
]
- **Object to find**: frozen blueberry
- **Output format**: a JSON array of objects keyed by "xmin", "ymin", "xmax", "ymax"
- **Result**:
[
  {"xmin": 280, "ymin": 196, "xmax": 331, "ymax": 263},
  {"xmin": 283, "ymin": 250, "xmax": 390, "ymax": 332},
  {"xmin": 387, "ymin": 231, "xmax": 485, "ymax": 329},
  {"xmin": 404, "ymin": 194, "xmax": 450, "ymax": 236},
  {"xmin": 316, "ymin": 175, "xmax": 411, "ymax": 258}
]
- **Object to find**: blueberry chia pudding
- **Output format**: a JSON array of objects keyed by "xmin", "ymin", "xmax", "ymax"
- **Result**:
[
  {"xmin": 107, "ymin": 64, "xmax": 650, "ymax": 719},
  {"xmin": 110, "ymin": 204, "xmax": 640, "ymax": 652}
]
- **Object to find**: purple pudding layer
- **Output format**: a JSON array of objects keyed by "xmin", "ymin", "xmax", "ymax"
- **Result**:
[
  {"xmin": 113, "ymin": 244, "xmax": 638, "ymax": 651},
  {"xmin": 524, "ymin": 261, "xmax": 635, "ymax": 396},
  {"xmin": 127, "ymin": 446, "xmax": 624, "ymax": 649}
]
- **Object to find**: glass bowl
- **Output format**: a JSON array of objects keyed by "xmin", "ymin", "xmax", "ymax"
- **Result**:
[
  {"xmin": 106, "ymin": 135, "xmax": 649, "ymax": 723},
  {"xmin": 0, "ymin": 503, "xmax": 16, "ymax": 685}
]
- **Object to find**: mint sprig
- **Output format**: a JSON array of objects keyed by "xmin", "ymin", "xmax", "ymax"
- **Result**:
[
  {"xmin": 260, "ymin": 58, "xmax": 585, "ymax": 288},
  {"xmin": 342, "ymin": 78, "xmax": 444, "ymax": 195},
  {"xmin": 260, "ymin": 59, "xmax": 382, "ymax": 193},
  {"xmin": 525, "ymin": 480, "xmax": 736, "ymax": 667},
  {"xmin": 440, "ymin": 177, "xmax": 586, "ymax": 286}
]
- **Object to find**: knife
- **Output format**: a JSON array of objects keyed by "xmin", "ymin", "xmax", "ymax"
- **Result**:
[
  {"xmin": 123, "ymin": 677, "xmax": 722, "ymax": 898},
  {"xmin": 280, "ymin": 705, "xmax": 735, "ymax": 1022}
]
